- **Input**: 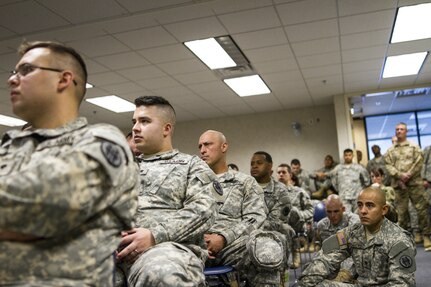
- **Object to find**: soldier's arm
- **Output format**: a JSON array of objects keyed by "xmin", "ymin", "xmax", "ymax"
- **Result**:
[
  {"xmin": 0, "ymin": 131, "xmax": 138, "ymax": 238},
  {"xmin": 298, "ymin": 234, "xmax": 349, "ymax": 287},
  {"xmin": 360, "ymin": 165, "xmax": 371, "ymax": 187},
  {"xmin": 217, "ymin": 177, "xmax": 267, "ymax": 245},
  {"xmin": 149, "ymin": 157, "xmax": 218, "ymax": 244},
  {"xmin": 382, "ymin": 240, "xmax": 416, "ymax": 287},
  {"xmin": 421, "ymin": 147, "xmax": 431, "ymax": 180},
  {"xmin": 384, "ymin": 150, "xmax": 400, "ymax": 178},
  {"xmin": 407, "ymin": 146, "xmax": 423, "ymax": 177}
]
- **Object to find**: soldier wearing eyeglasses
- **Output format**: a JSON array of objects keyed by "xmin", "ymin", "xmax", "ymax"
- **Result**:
[{"xmin": 0, "ymin": 41, "xmax": 138, "ymax": 286}]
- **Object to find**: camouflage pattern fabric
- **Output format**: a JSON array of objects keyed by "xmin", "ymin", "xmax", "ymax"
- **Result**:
[
  {"xmin": 283, "ymin": 185, "xmax": 314, "ymax": 232},
  {"xmin": 296, "ymin": 168, "xmax": 312, "ymax": 193},
  {"xmin": 0, "ymin": 117, "xmax": 138, "ymax": 286},
  {"xmin": 299, "ymin": 219, "xmax": 416, "ymax": 287},
  {"xmin": 367, "ymin": 155, "xmax": 391, "ymax": 185},
  {"xmin": 119, "ymin": 149, "xmax": 218, "ymax": 286},
  {"xmin": 385, "ymin": 140, "xmax": 431, "ymax": 235},
  {"xmin": 330, "ymin": 164, "xmax": 370, "ymax": 212}
]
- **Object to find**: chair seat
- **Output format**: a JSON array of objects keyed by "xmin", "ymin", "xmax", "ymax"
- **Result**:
[{"xmin": 204, "ymin": 265, "xmax": 234, "ymax": 276}]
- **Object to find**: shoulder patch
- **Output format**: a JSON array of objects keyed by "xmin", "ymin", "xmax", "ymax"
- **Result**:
[
  {"xmin": 213, "ymin": 181, "xmax": 223, "ymax": 195},
  {"xmin": 101, "ymin": 141, "xmax": 122, "ymax": 167},
  {"xmin": 399, "ymin": 255, "xmax": 413, "ymax": 268},
  {"xmin": 336, "ymin": 230, "xmax": 348, "ymax": 249},
  {"xmin": 322, "ymin": 234, "xmax": 341, "ymax": 254}
]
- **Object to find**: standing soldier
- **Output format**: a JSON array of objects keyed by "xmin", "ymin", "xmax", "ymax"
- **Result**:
[
  {"xmin": 385, "ymin": 122, "xmax": 431, "ymax": 250},
  {"xmin": 0, "ymin": 41, "xmax": 138, "ymax": 286},
  {"xmin": 422, "ymin": 144, "xmax": 431, "ymax": 220},
  {"xmin": 367, "ymin": 145, "xmax": 390, "ymax": 186},
  {"xmin": 331, "ymin": 148, "xmax": 370, "ymax": 212}
]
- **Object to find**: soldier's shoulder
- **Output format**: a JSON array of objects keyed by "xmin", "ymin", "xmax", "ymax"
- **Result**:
[
  {"xmin": 273, "ymin": 180, "xmax": 288, "ymax": 191},
  {"xmin": 86, "ymin": 123, "xmax": 128, "ymax": 146}
]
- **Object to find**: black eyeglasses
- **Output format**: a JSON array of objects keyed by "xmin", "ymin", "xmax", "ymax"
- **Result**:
[{"xmin": 10, "ymin": 63, "xmax": 77, "ymax": 86}]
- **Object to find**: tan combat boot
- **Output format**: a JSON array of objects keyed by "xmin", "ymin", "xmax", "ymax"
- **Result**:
[
  {"xmin": 290, "ymin": 251, "xmax": 301, "ymax": 269},
  {"xmin": 311, "ymin": 189, "xmax": 324, "ymax": 200},
  {"xmin": 415, "ymin": 232, "xmax": 423, "ymax": 244},
  {"xmin": 423, "ymin": 235, "xmax": 431, "ymax": 251}
]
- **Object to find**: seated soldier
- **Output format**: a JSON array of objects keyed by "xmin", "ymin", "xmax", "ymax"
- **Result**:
[
  {"xmin": 199, "ymin": 130, "xmax": 285, "ymax": 287},
  {"xmin": 299, "ymin": 186, "xmax": 416, "ymax": 287},
  {"xmin": 311, "ymin": 155, "xmax": 338, "ymax": 200}
]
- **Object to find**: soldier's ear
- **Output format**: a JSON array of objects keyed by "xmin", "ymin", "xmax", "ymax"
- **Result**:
[{"xmin": 381, "ymin": 203, "xmax": 389, "ymax": 216}]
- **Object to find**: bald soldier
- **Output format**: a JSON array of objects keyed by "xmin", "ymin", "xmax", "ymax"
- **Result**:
[
  {"xmin": 299, "ymin": 187, "xmax": 416, "ymax": 287},
  {"xmin": 199, "ymin": 130, "xmax": 285, "ymax": 287}
]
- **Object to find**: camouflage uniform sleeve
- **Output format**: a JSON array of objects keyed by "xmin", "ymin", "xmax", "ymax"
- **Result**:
[
  {"xmin": 219, "ymin": 177, "xmax": 267, "ymax": 245},
  {"xmin": 382, "ymin": 239, "xmax": 416, "ymax": 287},
  {"xmin": 0, "ymin": 129, "xmax": 138, "ymax": 237},
  {"xmin": 298, "ymin": 234, "xmax": 349, "ymax": 287},
  {"xmin": 360, "ymin": 165, "xmax": 370, "ymax": 187},
  {"xmin": 408, "ymin": 145, "xmax": 423, "ymax": 177},
  {"xmin": 385, "ymin": 148, "xmax": 400, "ymax": 178},
  {"xmin": 421, "ymin": 146, "xmax": 431, "ymax": 180},
  {"xmin": 150, "ymin": 157, "xmax": 218, "ymax": 244},
  {"xmin": 297, "ymin": 190, "xmax": 314, "ymax": 222},
  {"xmin": 330, "ymin": 166, "xmax": 339, "ymax": 192}
]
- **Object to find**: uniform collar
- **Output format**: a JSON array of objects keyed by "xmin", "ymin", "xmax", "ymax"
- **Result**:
[{"xmin": 140, "ymin": 149, "xmax": 179, "ymax": 161}]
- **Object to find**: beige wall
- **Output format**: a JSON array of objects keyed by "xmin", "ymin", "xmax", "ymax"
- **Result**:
[
  {"xmin": 352, "ymin": 118, "xmax": 369, "ymax": 165},
  {"xmin": 173, "ymin": 104, "xmax": 339, "ymax": 173}
]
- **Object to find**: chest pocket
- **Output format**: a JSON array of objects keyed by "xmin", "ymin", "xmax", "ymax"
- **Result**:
[
  {"xmin": 140, "ymin": 165, "xmax": 185, "ymax": 208},
  {"xmin": 219, "ymin": 182, "xmax": 244, "ymax": 218}
]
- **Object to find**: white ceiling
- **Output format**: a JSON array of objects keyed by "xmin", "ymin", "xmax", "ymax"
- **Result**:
[{"xmin": 0, "ymin": 0, "xmax": 430, "ymax": 134}]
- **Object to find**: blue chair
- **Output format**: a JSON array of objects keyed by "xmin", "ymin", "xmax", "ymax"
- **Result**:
[
  {"xmin": 204, "ymin": 265, "xmax": 240, "ymax": 287},
  {"xmin": 313, "ymin": 201, "xmax": 326, "ymax": 223}
]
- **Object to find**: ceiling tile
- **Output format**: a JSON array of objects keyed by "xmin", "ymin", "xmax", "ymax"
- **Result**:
[
  {"xmin": 188, "ymin": 81, "xmax": 230, "ymax": 94},
  {"xmin": 209, "ymin": 0, "xmax": 273, "ymax": 14},
  {"xmin": 338, "ymin": 0, "xmax": 397, "ymax": 16},
  {"xmin": 152, "ymin": 4, "xmax": 214, "ymax": 24},
  {"xmin": 416, "ymin": 72, "xmax": 431, "ymax": 84},
  {"xmin": 264, "ymin": 70, "xmax": 304, "ymax": 85},
  {"xmin": 342, "ymin": 45, "xmax": 387, "ymax": 63},
  {"xmin": 37, "ymin": 0, "xmax": 127, "ymax": 24},
  {"xmin": 173, "ymin": 70, "xmax": 218, "ymax": 85},
  {"xmin": 306, "ymin": 74, "xmax": 343, "ymax": 87},
  {"xmin": 0, "ymin": 52, "xmax": 20, "ymax": 73},
  {"xmin": 116, "ymin": 0, "xmax": 190, "ymax": 13},
  {"xmin": 218, "ymin": 6, "xmax": 281, "ymax": 34},
  {"xmin": 157, "ymin": 58, "xmax": 207, "ymax": 75},
  {"xmin": 88, "ymin": 72, "xmax": 129, "ymax": 86},
  {"xmin": 117, "ymin": 65, "xmax": 167, "ymax": 81},
  {"xmin": 137, "ymin": 76, "xmax": 180, "ymax": 90},
  {"xmin": 379, "ymin": 75, "xmax": 417, "ymax": 89},
  {"xmin": 254, "ymin": 58, "xmax": 299, "ymax": 74},
  {"xmin": 84, "ymin": 59, "xmax": 110, "ymax": 74},
  {"xmin": 41, "ymin": 24, "xmax": 106, "ymax": 43},
  {"xmin": 297, "ymin": 52, "xmax": 341, "ymax": 69},
  {"xmin": 308, "ymin": 83, "xmax": 343, "ymax": 97},
  {"xmin": 0, "ymin": 26, "xmax": 15, "ymax": 41},
  {"xmin": 233, "ymin": 27, "xmax": 288, "ymax": 50},
  {"xmin": 343, "ymin": 70, "xmax": 381, "ymax": 84},
  {"xmin": 69, "ymin": 35, "xmax": 130, "ymax": 57},
  {"xmin": 387, "ymin": 38, "xmax": 431, "ymax": 56},
  {"xmin": 339, "ymin": 10, "xmax": 394, "ymax": 35},
  {"xmin": 0, "ymin": 1, "xmax": 69, "ymax": 34},
  {"xmin": 343, "ymin": 59, "xmax": 384, "ymax": 74},
  {"xmin": 284, "ymin": 19, "xmax": 339, "ymax": 43},
  {"xmin": 138, "ymin": 44, "xmax": 194, "ymax": 64},
  {"xmin": 94, "ymin": 52, "xmax": 150, "ymax": 70},
  {"xmin": 102, "ymin": 82, "xmax": 145, "ymax": 94},
  {"xmin": 164, "ymin": 17, "xmax": 227, "ymax": 42},
  {"xmin": 100, "ymin": 14, "xmax": 158, "ymax": 34},
  {"xmin": 341, "ymin": 29, "xmax": 391, "ymax": 50},
  {"xmin": 153, "ymin": 85, "xmax": 192, "ymax": 98},
  {"xmin": 217, "ymin": 103, "xmax": 255, "ymax": 116},
  {"xmin": 292, "ymin": 37, "xmax": 340, "ymax": 57},
  {"xmin": 302, "ymin": 65, "xmax": 342, "ymax": 79},
  {"xmin": 115, "ymin": 26, "xmax": 178, "ymax": 50},
  {"xmin": 277, "ymin": 0, "xmax": 337, "ymax": 25},
  {"xmin": 245, "ymin": 44, "xmax": 294, "ymax": 63}
]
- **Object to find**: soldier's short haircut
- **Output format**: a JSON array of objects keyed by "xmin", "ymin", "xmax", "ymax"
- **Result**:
[
  {"xmin": 291, "ymin": 158, "xmax": 300, "ymax": 166},
  {"xmin": 254, "ymin": 151, "xmax": 273, "ymax": 163},
  {"xmin": 18, "ymin": 41, "xmax": 88, "ymax": 102},
  {"xmin": 278, "ymin": 163, "xmax": 291, "ymax": 173},
  {"xmin": 134, "ymin": 96, "xmax": 176, "ymax": 128},
  {"xmin": 343, "ymin": 148, "xmax": 353, "ymax": 154},
  {"xmin": 361, "ymin": 185, "xmax": 386, "ymax": 206}
]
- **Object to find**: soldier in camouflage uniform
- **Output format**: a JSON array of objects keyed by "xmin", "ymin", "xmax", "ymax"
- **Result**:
[
  {"xmin": 310, "ymin": 155, "xmax": 338, "ymax": 200},
  {"xmin": 199, "ymin": 130, "xmax": 283, "ymax": 287},
  {"xmin": 367, "ymin": 145, "xmax": 391, "ymax": 186},
  {"xmin": 291, "ymin": 158, "xmax": 312, "ymax": 194},
  {"xmin": 385, "ymin": 122, "xmax": 431, "ymax": 250},
  {"xmin": 250, "ymin": 152, "xmax": 297, "ymax": 266},
  {"xmin": 115, "ymin": 96, "xmax": 218, "ymax": 286},
  {"xmin": 299, "ymin": 186, "xmax": 416, "ymax": 287},
  {"xmin": 422, "ymin": 145, "xmax": 431, "ymax": 220},
  {"xmin": 330, "ymin": 148, "xmax": 370, "ymax": 213},
  {"xmin": 0, "ymin": 41, "xmax": 138, "ymax": 286}
]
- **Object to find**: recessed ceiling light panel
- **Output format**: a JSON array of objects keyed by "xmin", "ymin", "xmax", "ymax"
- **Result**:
[
  {"xmin": 391, "ymin": 3, "xmax": 431, "ymax": 43},
  {"xmin": 86, "ymin": 95, "xmax": 135, "ymax": 113},
  {"xmin": 224, "ymin": 75, "xmax": 271, "ymax": 97},
  {"xmin": 0, "ymin": 114, "xmax": 26, "ymax": 127},
  {"xmin": 382, "ymin": 52, "xmax": 428, "ymax": 78}
]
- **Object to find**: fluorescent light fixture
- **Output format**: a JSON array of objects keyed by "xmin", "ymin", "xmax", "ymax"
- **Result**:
[
  {"xmin": 382, "ymin": 52, "xmax": 427, "ymax": 78},
  {"xmin": 224, "ymin": 75, "xmax": 271, "ymax": 97},
  {"xmin": 184, "ymin": 38, "xmax": 236, "ymax": 69},
  {"xmin": 0, "ymin": 114, "xmax": 26, "ymax": 127},
  {"xmin": 391, "ymin": 3, "xmax": 431, "ymax": 43},
  {"xmin": 350, "ymin": 108, "xmax": 354, "ymax": 115},
  {"xmin": 86, "ymin": 95, "xmax": 135, "ymax": 113},
  {"xmin": 86, "ymin": 82, "xmax": 94, "ymax": 89}
]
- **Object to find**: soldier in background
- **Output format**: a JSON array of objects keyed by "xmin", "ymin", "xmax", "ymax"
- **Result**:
[
  {"xmin": 299, "ymin": 186, "xmax": 416, "ymax": 287},
  {"xmin": 385, "ymin": 122, "xmax": 431, "ymax": 251},
  {"xmin": 199, "ymin": 130, "xmax": 284, "ymax": 286},
  {"xmin": 330, "ymin": 148, "xmax": 370, "ymax": 212},
  {"xmin": 422, "ymin": 145, "xmax": 431, "ymax": 220},
  {"xmin": 291, "ymin": 158, "xmax": 312, "ymax": 194},
  {"xmin": 116, "ymin": 96, "xmax": 218, "ymax": 286},
  {"xmin": 367, "ymin": 145, "xmax": 390, "ymax": 186},
  {"xmin": 311, "ymin": 155, "xmax": 338, "ymax": 200},
  {"xmin": 0, "ymin": 41, "xmax": 138, "ymax": 286}
]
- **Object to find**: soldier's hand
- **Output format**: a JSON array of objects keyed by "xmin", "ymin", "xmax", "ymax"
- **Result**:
[
  {"xmin": 424, "ymin": 180, "xmax": 430, "ymax": 189},
  {"xmin": 400, "ymin": 173, "xmax": 411, "ymax": 182},
  {"xmin": 204, "ymin": 233, "xmax": 226, "ymax": 259},
  {"xmin": 334, "ymin": 269, "xmax": 353, "ymax": 283},
  {"xmin": 116, "ymin": 228, "xmax": 155, "ymax": 262}
]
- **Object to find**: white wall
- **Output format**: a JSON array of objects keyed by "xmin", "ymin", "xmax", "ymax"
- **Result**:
[{"xmin": 172, "ymin": 104, "xmax": 339, "ymax": 173}]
